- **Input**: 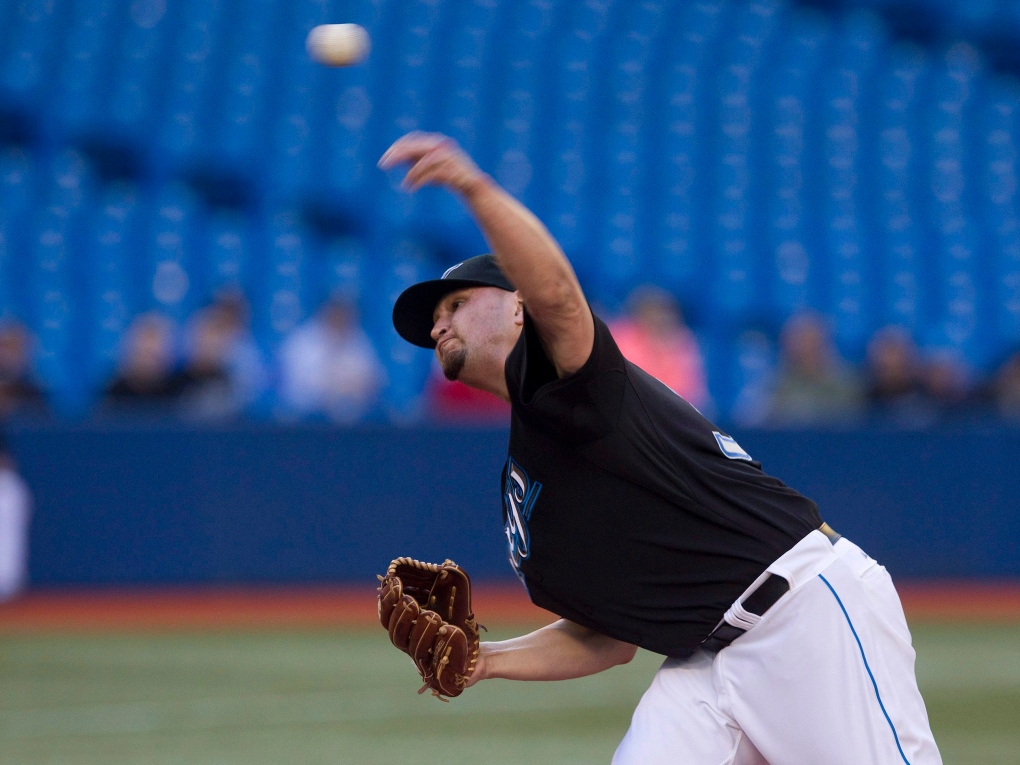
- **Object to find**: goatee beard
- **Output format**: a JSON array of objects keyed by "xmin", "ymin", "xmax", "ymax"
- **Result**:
[{"xmin": 441, "ymin": 346, "xmax": 467, "ymax": 381}]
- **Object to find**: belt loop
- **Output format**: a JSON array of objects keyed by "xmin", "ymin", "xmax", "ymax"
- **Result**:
[{"xmin": 701, "ymin": 573, "xmax": 790, "ymax": 653}]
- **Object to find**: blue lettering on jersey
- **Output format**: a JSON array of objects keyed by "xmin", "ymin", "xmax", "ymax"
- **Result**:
[{"xmin": 503, "ymin": 457, "xmax": 543, "ymax": 581}]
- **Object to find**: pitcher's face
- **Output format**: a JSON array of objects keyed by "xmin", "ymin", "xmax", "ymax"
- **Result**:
[{"xmin": 430, "ymin": 287, "xmax": 522, "ymax": 383}]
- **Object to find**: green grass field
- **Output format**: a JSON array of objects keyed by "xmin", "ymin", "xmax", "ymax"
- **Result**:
[{"xmin": 1, "ymin": 623, "xmax": 1017, "ymax": 765}]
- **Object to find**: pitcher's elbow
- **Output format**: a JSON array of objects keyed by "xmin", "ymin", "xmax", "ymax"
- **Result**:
[{"xmin": 615, "ymin": 643, "xmax": 639, "ymax": 666}]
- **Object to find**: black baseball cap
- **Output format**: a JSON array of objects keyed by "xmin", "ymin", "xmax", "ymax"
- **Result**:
[{"xmin": 392, "ymin": 254, "xmax": 515, "ymax": 348}]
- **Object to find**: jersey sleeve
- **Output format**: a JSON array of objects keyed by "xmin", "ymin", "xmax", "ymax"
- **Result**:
[{"xmin": 504, "ymin": 311, "xmax": 629, "ymax": 443}]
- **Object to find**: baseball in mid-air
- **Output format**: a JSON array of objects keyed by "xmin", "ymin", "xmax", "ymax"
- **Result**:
[{"xmin": 306, "ymin": 23, "xmax": 370, "ymax": 67}]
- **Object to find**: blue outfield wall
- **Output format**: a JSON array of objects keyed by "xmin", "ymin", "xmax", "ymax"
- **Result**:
[{"xmin": 5, "ymin": 424, "xmax": 1019, "ymax": 586}]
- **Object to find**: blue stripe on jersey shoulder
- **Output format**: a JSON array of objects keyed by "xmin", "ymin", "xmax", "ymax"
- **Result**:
[{"xmin": 819, "ymin": 573, "xmax": 911, "ymax": 765}]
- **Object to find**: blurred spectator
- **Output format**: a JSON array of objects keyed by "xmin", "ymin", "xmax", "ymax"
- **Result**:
[
  {"xmin": 864, "ymin": 327, "xmax": 933, "ymax": 426},
  {"xmin": 921, "ymin": 349, "xmax": 981, "ymax": 421},
  {"xmin": 0, "ymin": 321, "xmax": 47, "ymax": 419},
  {"xmin": 178, "ymin": 306, "xmax": 234, "ymax": 419},
  {"xmin": 768, "ymin": 312, "xmax": 864, "ymax": 426},
  {"xmin": 279, "ymin": 297, "xmax": 386, "ymax": 423},
  {"xmin": 179, "ymin": 293, "xmax": 268, "ymax": 419},
  {"xmin": 991, "ymin": 351, "xmax": 1020, "ymax": 420},
  {"xmin": 208, "ymin": 292, "xmax": 269, "ymax": 408},
  {"xmin": 102, "ymin": 312, "xmax": 186, "ymax": 408},
  {"xmin": 609, "ymin": 286, "xmax": 711, "ymax": 411},
  {"xmin": 0, "ymin": 437, "xmax": 32, "ymax": 601}
]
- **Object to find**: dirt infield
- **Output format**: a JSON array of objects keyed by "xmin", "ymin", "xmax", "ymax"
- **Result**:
[
  {"xmin": 0, "ymin": 585, "xmax": 556, "ymax": 632},
  {"xmin": 0, "ymin": 581, "xmax": 1017, "ymax": 632}
]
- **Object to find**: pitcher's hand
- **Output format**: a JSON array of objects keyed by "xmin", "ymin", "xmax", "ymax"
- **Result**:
[{"xmin": 379, "ymin": 132, "xmax": 490, "ymax": 196}]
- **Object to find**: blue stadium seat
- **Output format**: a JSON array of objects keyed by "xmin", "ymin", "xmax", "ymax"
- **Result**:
[
  {"xmin": 84, "ymin": 182, "xmax": 140, "ymax": 388},
  {"xmin": 0, "ymin": 147, "xmax": 35, "ymax": 319},
  {"xmin": 995, "ymin": 241, "xmax": 1020, "ymax": 349},
  {"xmin": 257, "ymin": 212, "xmax": 315, "ymax": 349},
  {"xmin": 0, "ymin": 212, "xmax": 12, "ymax": 319},
  {"xmin": 926, "ymin": 45, "xmax": 990, "ymax": 362},
  {"xmin": 434, "ymin": 0, "xmax": 506, "ymax": 158},
  {"xmin": 320, "ymin": 74, "xmax": 373, "ymax": 215},
  {"xmin": 874, "ymin": 43, "xmax": 928, "ymax": 334},
  {"xmin": 591, "ymin": 1, "xmax": 669, "ymax": 307},
  {"xmin": 0, "ymin": 209, "xmax": 18, "ymax": 321},
  {"xmin": 387, "ymin": 0, "xmax": 448, "ymax": 135},
  {"xmin": 267, "ymin": 0, "xmax": 333, "ymax": 203},
  {"xmin": 934, "ymin": 232, "xmax": 989, "ymax": 364},
  {"xmin": 412, "ymin": 0, "xmax": 507, "ymax": 243},
  {"xmin": 0, "ymin": 0, "xmax": 17, "ymax": 65},
  {"xmin": 0, "ymin": 145, "xmax": 35, "ymax": 218},
  {"xmin": 708, "ymin": 0, "xmax": 781, "ymax": 327},
  {"xmin": 29, "ymin": 207, "xmax": 76, "ymax": 404},
  {"xmin": 107, "ymin": 0, "xmax": 175, "ymax": 146},
  {"xmin": 489, "ymin": 0, "xmax": 564, "ymax": 213},
  {"xmin": 0, "ymin": 0, "xmax": 66, "ymax": 112},
  {"xmin": 28, "ymin": 150, "xmax": 96, "ymax": 408},
  {"xmin": 204, "ymin": 209, "xmax": 254, "ymax": 297},
  {"xmin": 321, "ymin": 235, "xmax": 368, "ymax": 304},
  {"xmin": 211, "ymin": 0, "xmax": 284, "ymax": 178},
  {"xmin": 48, "ymin": 148, "xmax": 92, "ymax": 211},
  {"xmin": 374, "ymin": 0, "xmax": 452, "ymax": 231},
  {"xmin": 156, "ymin": 0, "xmax": 228, "ymax": 172},
  {"xmin": 998, "ymin": 0, "xmax": 1020, "ymax": 38},
  {"xmin": 944, "ymin": 0, "xmax": 998, "ymax": 39},
  {"xmin": 825, "ymin": 231, "xmax": 870, "ymax": 360},
  {"xmin": 982, "ymin": 83, "xmax": 1020, "ymax": 231},
  {"xmin": 268, "ymin": 78, "xmax": 316, "ymax": 205},
  {"xmin": 762, "ymin": 10, "xmax": 831, "ymax": 324},
  {"xmin": 319, "ymin": 0, "xmax": 396, "ymax": 216},
  {"xmin": 819, "ymin": 15, "xmax": 885, "ymax": 358},
  {"xmin": 53, "ymin": 0, "xmax": 119, "ymax": 141},
  {"xmin": 371, "ymin": 239, "xmax": 436, "ymax": 421},
  {"xmin": 139, "ymin": 183, "xmax": 202, "ymax": 324},
  {"xmin": 980, "ymin": 81, "xmax": 1020, "ymax": 347},
  {"xmin": 684, "ymin": 0, "xmax": 726, "ymax": 36},
  {"xmin": 646, "ymin": 1, "xmax": 725, "ymax": 308},
  {"xmin": 542, "ymin": 1, "xmax": 620, "ymax": 277},
  {"xmin": 364, "ymin": 238, "xmax": 430, "ymax": 337}
]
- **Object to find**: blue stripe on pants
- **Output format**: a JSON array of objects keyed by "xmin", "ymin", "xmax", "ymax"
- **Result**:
[{"xmin": 819, "ymin": 573, "xmax": 911, "ymax": 765}]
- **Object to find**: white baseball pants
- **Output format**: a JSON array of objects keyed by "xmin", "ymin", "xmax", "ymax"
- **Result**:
[{"xmin": 613, "ymin": 530, "xmax": 942, "ymax": 765}]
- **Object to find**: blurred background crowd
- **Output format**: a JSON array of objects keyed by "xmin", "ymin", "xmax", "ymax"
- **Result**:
[
  {"xmin": 3, "ymin": 287, "xmax": 1020, "ymax": 427},
  {"xmin": 5, "ymin": 0, "xmax": 1020, "ymax": 431}
]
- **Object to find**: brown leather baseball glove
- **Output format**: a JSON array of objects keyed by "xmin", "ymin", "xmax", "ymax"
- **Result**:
[{"xmin": 377, "ymin": 557, "xmax": 482, "ymax": 700}]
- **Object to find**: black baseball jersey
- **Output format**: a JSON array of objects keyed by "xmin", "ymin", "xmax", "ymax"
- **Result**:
[{"xmin": 501, "ymin": 312, "xmax": 823, "ymax": 658}]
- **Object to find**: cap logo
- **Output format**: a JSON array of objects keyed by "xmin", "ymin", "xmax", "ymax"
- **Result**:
[{"xmin": 442, "ymin": 262, "xmax": 464, "ymax": 279}]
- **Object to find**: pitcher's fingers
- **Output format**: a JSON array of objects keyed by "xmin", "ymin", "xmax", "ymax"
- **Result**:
[
  {"xmin": 378, "ymin": 131, "xmax": 423, "ymax": 168},
  {"xmin": 379, "ymin": 132, "xmax": 451, "ymax": 169},
  {"xmin": 402, "ymin": 146, "xmax": 458, "ymax": 190}
]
